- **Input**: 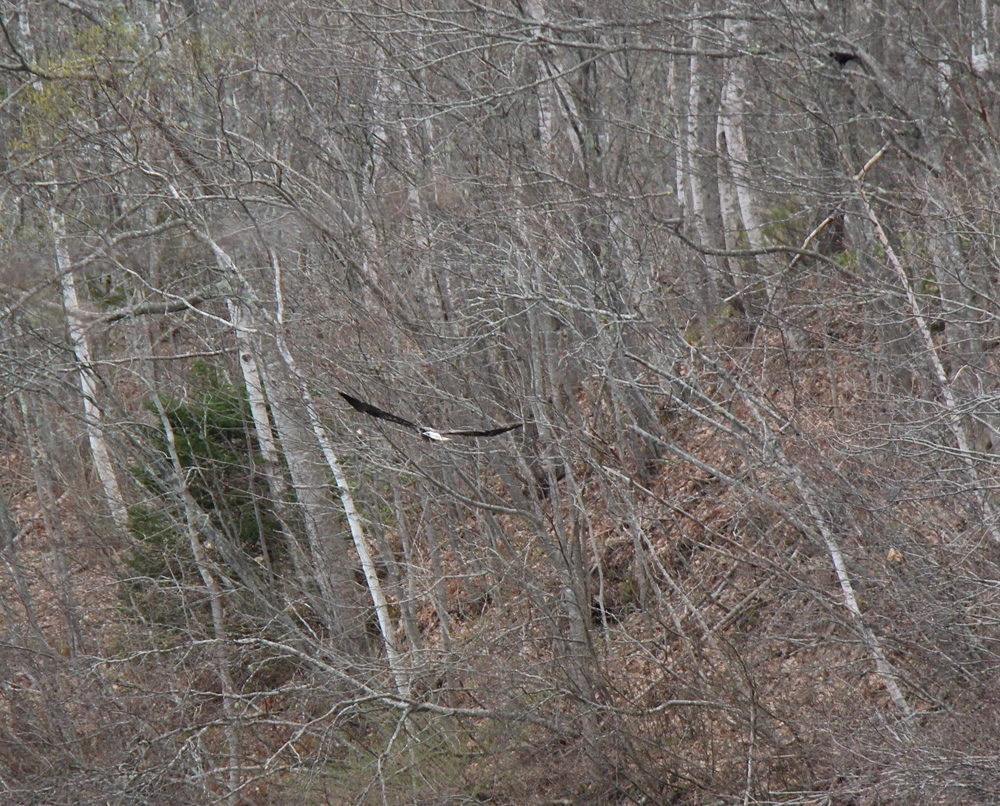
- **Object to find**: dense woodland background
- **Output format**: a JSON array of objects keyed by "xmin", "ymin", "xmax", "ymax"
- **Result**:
[{"xmin": 3, "ymin": 0, "xmax": 1000, "ymax": 803}]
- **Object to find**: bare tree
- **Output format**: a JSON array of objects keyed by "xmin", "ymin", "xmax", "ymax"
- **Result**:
[{"xmin": 7, "ymin": 0, "xmax": 1000, "ymax": 802}]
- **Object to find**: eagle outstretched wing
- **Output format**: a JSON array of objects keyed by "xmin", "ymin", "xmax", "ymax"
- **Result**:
[
  {"xmin": 339, "ymin": 392, "xmax": 421, "ymax": 430},
  {"xmin": 439, "ymin": 424, "xmax": 523, "ymax": 438},
  {"xmin": 339, "ymin": 392, "xmax": 521, "ymax": 442}
]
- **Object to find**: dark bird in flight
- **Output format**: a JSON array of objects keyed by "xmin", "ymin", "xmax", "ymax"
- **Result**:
[
  {"xmin": 339, "ymin": 392, "xmax": 522, "ymax": 442},
  {"xmin": 830, "ymin": 51, "xmax": 860, "ymax": 67}
]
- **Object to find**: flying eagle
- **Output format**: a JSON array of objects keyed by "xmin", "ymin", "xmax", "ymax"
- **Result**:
[{"xmin": 339, "ymin": 392, "xmax": 522, "ymax": 442}]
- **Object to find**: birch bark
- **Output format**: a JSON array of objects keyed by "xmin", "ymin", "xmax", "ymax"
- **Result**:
[
  {"xmin": 52, "ymin": 209, "xmax": 129, "ymax": 532},
  {"xmin": 718, "ymin": 16, "xmax": 776, "ymax": 307}
]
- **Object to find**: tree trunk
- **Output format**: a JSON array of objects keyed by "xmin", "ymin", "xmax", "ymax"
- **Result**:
[{"xmin": 52, "ymin": 209, "xmax": 128, "ymax": 532}]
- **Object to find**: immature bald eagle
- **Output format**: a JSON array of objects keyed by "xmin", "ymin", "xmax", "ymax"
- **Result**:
[{"xmin": 339, "ymin": 392, "xmax": 522, "ymax": 442}]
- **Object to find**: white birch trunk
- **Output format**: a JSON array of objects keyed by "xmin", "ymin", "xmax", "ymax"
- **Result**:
[
  {"xmin": 684, "ymin": 0, "xmax": 724, "ymax": 302},
  {"xmin": 261, "ymin": 357, "xmax": 365, "ymax": 640},
  {"xmin": 718, "ymin": 17, "xmax": 776, "ymax": 305},
  {"xmin": 268, "ymin": 255, "xmax": 410, "ymax": 699},
  {"xmin": 686, "ymin": 3, "xmax": 714, "ymax": 252},
  {"xmin": 228, "ymin": 305, "xmax": 279, "ymax": 469},
  {"xmin": 183, "ymin": 205, "xmax": 408, "ymax": 692},
  {"xmin": 783, "ymin": 460, "xmax": 912, "ymax": 716},
  {"xmin": 716, "ymin": 115, "xmax": 744, "ymax": 273},
  {"xmin": 165, "ymin": 189, "xmax": 370, "ymax": 648},
  {"xmin": 524, "ymin": 0, "xmax": 585, "ymax": 168},
  {"xmin": 855, "ymin": 176, "xmax": 1000, "ymax": 544},
  {"xmin": 229, "ymin": 299, "xmax": 312, "ymax": 581},
  {"xmin": 972, "ymin": 0, "xmax": 991, "ymax": 74},
  {"xmin": 52, "ymin": 209, "xmax": 129, "ymax": 532}
]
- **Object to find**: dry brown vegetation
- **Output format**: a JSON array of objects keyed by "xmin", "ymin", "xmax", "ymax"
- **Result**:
[{"xmin": 4, "ymin": 1, "xmax": 1000, "ymax": 804}]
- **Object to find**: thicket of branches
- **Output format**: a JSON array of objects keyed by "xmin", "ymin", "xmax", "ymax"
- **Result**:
[{"xmin": 3, "ymin": 0, "xmax": 1000, "ymax": 803}]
